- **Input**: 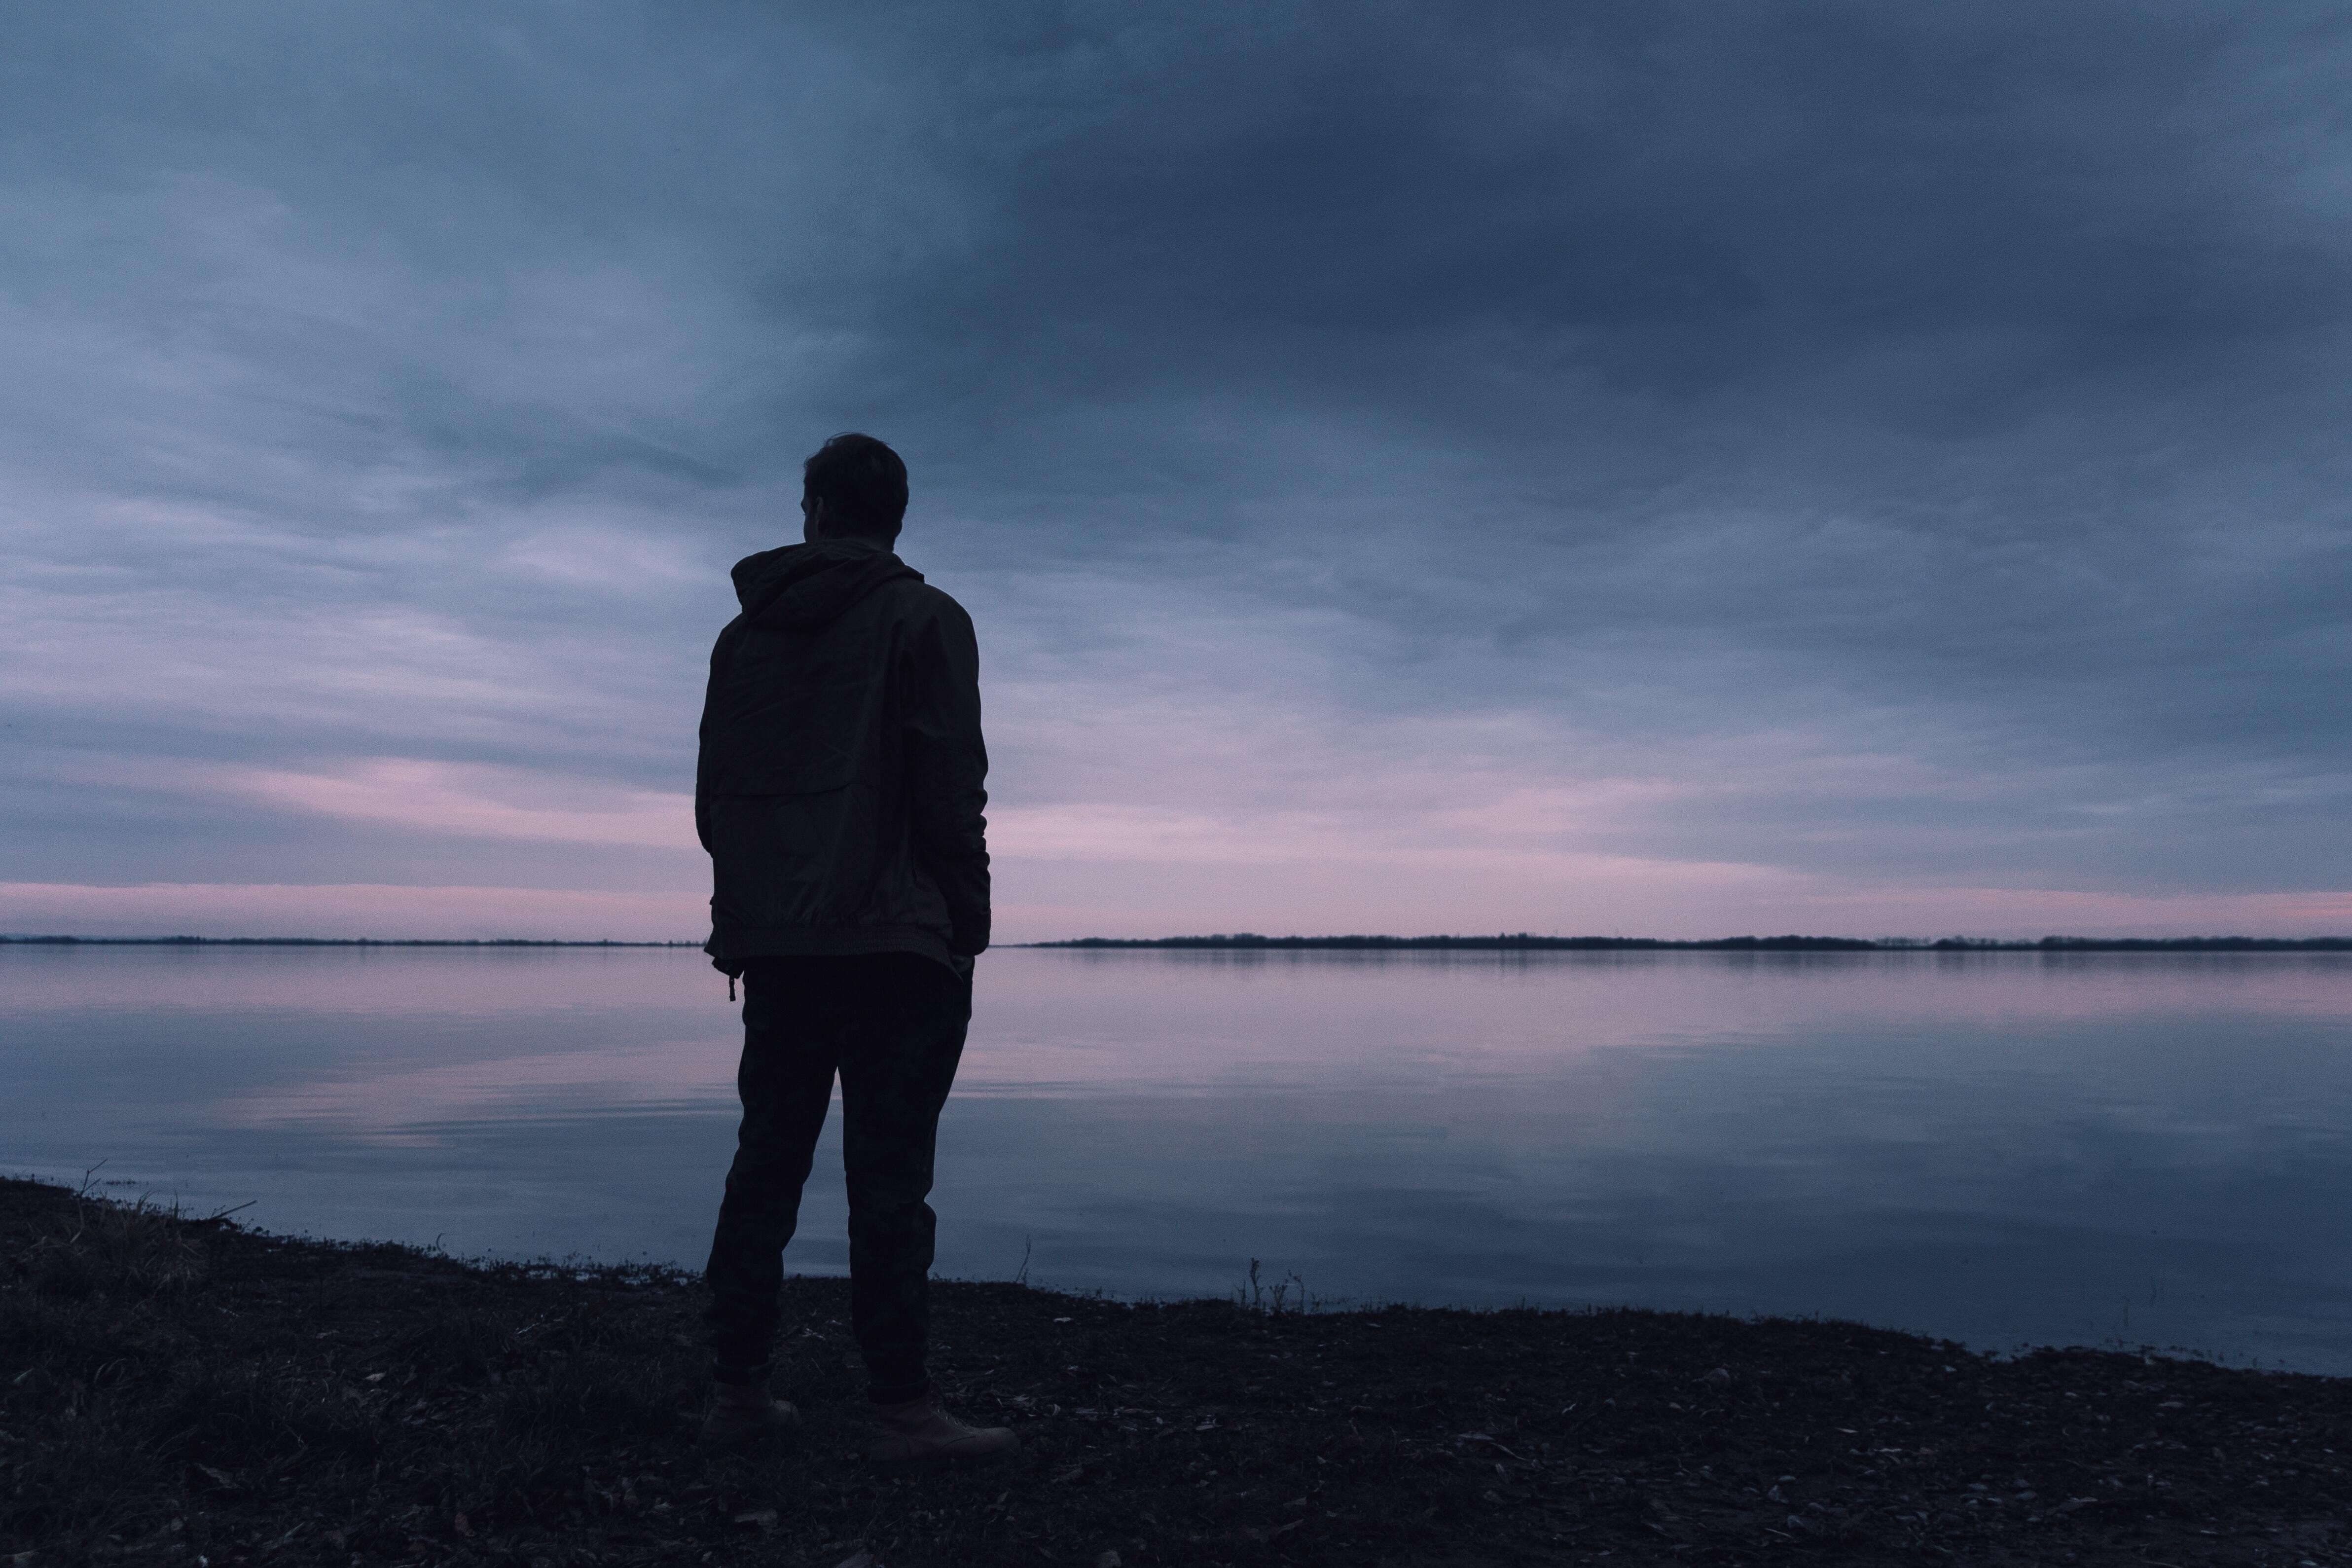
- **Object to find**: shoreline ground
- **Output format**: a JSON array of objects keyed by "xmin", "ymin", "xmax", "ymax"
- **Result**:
[{"xmin": 4, "ymin": 1177, "xmax": 2346, "ymax": 1566}]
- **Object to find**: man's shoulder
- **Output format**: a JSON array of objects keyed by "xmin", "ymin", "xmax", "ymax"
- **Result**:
[{"xmin": 880, "ymin": 573, "xmax": 975, "ymax": 628}]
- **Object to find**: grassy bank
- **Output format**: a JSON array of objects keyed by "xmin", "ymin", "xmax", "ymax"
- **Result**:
[{"xmin": 3, "ymin": 1177, "xmax": 2347, "ymax": 1566}]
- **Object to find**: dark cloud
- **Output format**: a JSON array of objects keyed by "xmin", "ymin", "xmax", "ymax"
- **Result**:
[{"xmin": 2, "ymin": 0, "xmax": 2347, "ymax": 935}]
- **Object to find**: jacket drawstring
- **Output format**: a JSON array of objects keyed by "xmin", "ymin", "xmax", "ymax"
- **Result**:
[{"xmin": 727, "ymin": 975, "xmax": 736, "ymax": 1001}]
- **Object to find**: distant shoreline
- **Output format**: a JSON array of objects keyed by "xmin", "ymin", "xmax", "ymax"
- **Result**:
[
  {"xmin": 7, "ymin": 932, "xmax": 2349, "ymax": 952},
  {"xmin": 1026, "ymin": 932, "xmax": 2352, "ymax": 952},
  {"xmin": 0, "ymin": 935, "xmax": 701, "ymax": 948}
]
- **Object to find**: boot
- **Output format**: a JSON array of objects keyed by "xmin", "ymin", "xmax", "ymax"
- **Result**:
[
  {"xmin": 701, "ymin": 1375, "xmax": 799, "ymax": 1446},
  {"xmin": 868, "ymin": 1393, "xmax": 1018, "ymax": 1465}
]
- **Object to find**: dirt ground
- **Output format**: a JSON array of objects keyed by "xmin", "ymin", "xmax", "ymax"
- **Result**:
[{"xmin": 3, "ymin": 1175, "xmax": 2348, "ymax": 1567}]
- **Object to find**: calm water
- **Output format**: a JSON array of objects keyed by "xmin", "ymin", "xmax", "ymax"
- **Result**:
[{"xmin": 3, "ymin": 945, "xmax": 2349, "ymax": 1371}]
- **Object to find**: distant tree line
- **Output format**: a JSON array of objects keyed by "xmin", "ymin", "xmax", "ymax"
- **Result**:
[
  {"xmin": 8, "ymin": 933, "xmax": 2346, "ymax": 952},
  {"xmin": 1028, "ymin": 933, "xmax": 2352, "ymax": 952},
  {"xmin": 0, "ymin": 936, "xmax": 701, "ymax": 948}
]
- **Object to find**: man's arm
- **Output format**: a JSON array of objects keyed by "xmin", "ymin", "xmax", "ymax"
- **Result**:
[
  {"xmin": 693, "ymin": 619, "xmax": 744, "ymax": 857},
  {"xmin": 903, "ymin": 597, "xmax": 990, "ymax": 955}
]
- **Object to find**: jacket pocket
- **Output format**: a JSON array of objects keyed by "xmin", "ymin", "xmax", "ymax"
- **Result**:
[{"xmin": 706, "ymin": 790, "xmax": 881, "ymax": 928}]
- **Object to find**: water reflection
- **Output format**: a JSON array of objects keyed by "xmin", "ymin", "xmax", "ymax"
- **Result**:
[{"xmin": 3, "ymin": 945, "xmax": 2349, "ymax": 1370}]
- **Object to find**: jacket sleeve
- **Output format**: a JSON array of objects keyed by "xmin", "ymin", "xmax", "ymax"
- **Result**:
[
  {"xmin": 903, "ymin": 596, "xmax": 991, "ymax": 955},
  {"xmin": 694, "ymin": 618, "xmax": 744, "ymax": 858}
]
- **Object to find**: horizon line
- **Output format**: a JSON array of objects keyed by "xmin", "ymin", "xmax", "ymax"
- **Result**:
[
  {"xmin": 5, "ymin": 932, "xmax": 2351, "ymax": 952},
  {"xmin": 1023, "ymin": 933, "xmax": 2352, "ymax": 952},
  {"xmin": 0, "ymin": 935, "xmax": 702, "ymax": 948}
]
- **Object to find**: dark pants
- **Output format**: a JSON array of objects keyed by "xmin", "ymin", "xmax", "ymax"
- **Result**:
[{"xmin": 703, "ymin": 952, "xmax": 971, "ymax": 1405}]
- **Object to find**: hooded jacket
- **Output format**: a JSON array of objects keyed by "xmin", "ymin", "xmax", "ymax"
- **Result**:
[{"xmin": 696, "ymin": 539, "xmax": 989, "ymax": 975}]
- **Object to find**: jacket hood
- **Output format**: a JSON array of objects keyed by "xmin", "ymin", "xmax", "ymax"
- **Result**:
[{"xmin": 731, "ymin": 540, "xmax": 921, "ymax": 631}]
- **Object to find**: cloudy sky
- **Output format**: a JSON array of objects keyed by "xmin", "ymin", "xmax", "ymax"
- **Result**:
[{"xmin": 4, "ymin": 1, "xmax": 2349, "ymax": 942}]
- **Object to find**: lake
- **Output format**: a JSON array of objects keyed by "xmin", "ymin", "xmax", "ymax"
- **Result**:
[{"xmin": 3, "ymin": 944, "xmax": 2349, "ymax": 1372}]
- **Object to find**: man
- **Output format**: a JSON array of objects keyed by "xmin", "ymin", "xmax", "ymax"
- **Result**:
[{"xmin": 694, "ymin": 432, "xmax": 1012, "ymax": 1463}]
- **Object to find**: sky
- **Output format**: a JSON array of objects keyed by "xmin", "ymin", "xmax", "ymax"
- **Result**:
[{"xmin": 4, "ymin": 1, "xmax": 2350, "ymax": 943}]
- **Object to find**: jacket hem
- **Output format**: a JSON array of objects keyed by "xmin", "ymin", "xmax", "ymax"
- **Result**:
[{"xmin": 706, "ymin": 924, "xmax": 956, "ymax": 974}]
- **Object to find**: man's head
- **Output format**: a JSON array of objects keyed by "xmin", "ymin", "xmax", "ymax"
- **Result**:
[{"xmin": 801, "ymin": 432, "xmax": 908, "ymax": 547}]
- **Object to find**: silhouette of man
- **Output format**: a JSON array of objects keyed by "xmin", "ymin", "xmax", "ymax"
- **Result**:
[{"xmin": 695, "ymin": 432, "xmax": 1011, "ymax": 1463}]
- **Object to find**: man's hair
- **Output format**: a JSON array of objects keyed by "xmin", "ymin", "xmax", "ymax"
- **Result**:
[{"xmin": 803, "ymin": 432, "xmax": 908, "ymax": 539}]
